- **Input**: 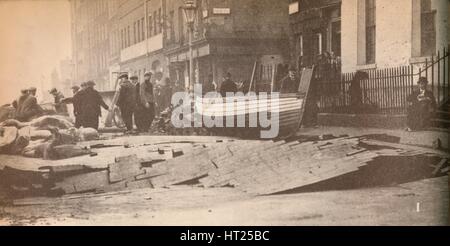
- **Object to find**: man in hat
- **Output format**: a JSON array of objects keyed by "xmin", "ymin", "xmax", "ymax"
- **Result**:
[
  {"xmin": 49, "ymin": 88, "xmax": 68, "ymax": 115},
  {"xmin": 15, "ymin": 87, "xmax": 43, "ymax": 122},
  {"xmin": 61, "ymin": 85, "xmax": 83, "ymax": 127},
  {"xmin": 406, "ymin": 77, "xmax": 436, "ymax": 131},
  {"xmin": 116, "ymin": 73, "xmax": 137, "ymax": 133},
  {"xmin": 279, "ymin": 67, "xmax": 300, "ymax": 94},
  {"xmin": 12, "ymin": 89, "xmax": 29, "ymax": 110},
  {"xmin": 79, "ymin": 81, "xmax": 109, "ymax": 130},
  {"xmin": 349, "ymin": 71, "xmax": 369, "ymax": 113},
  {"xmin": 135, "ymin": 72, "xmax": 156, "ymax": 133},
  {"xmin": 219, "ymin": 72, "xmax": 238, "ymax": 97}
]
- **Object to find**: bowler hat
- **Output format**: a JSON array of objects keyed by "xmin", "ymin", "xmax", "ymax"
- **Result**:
[{"xmin": 418, "ymin": 77, "xmax": 428, "ymax": 85}]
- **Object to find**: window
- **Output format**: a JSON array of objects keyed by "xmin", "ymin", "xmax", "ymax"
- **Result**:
[
  {"xmin": 153, "ymin": 11, "xmax": 157, "ymax": 35},
  {"xmin": 158, "ymin": 8, "xmax": 162, "ymax": 34},
  {"xmin": 331, "ymin": 20, "xmax": 341, "ymax": 57},
  {"xmin": 134, "ymin": 21, "xmax": 137, "ymax": 44},
  {"xmin": 148, "ymin": 14, "xmax": 153, "ymax": 38},
  {"xmin": 127, "ymin": 26, "xmax": 130, "ymax": 47},
  {"xmin": 167, "ymin": 11, "xmax": 175, "ymax": 42},
  {"xmin": 421, "ymin": 0, "xmax": 436, "ymax": 56},
  {"xmin": 137, "ymin": 21, "xmax": 140, "ymax": 43},
  {"xmin": 141, "ymin": 17, "xmax": 145, "ymax": 41},
  {"xmin": 365, "ymin": 0, "xmax": 376, "ymax": 64}
]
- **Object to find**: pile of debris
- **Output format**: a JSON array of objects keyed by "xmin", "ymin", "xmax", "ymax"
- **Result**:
[
  {"xmin": 0, "ymin": 115, "xmax": 99, "ymax": 160},
  {"xmin": 1, "ymin": 134, "xmax": 448, "ymax": 199}
]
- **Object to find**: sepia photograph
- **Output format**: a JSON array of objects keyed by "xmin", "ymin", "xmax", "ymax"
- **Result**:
[{"xmin": 0, "ymin": 0, "xmax": 449, "ymax": 230}]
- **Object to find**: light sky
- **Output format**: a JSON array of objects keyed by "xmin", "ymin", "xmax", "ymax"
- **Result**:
[{"xmin": 0, "ymin": 0, "xmax": 71, "ymax": 105}]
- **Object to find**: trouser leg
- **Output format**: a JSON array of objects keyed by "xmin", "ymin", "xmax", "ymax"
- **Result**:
[{"xmin": 120, "ymin": 108, "xmax": 134, "ymax": 131}]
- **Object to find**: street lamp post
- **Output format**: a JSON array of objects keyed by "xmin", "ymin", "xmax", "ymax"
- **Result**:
[{"xmin": 182, "ymin": 1, "xmax": 197, "ymax": 91}]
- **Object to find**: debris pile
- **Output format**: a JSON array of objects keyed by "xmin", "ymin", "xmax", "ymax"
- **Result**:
[
  {"xmin": 1, "ymin": 134, "xmax": 448, "ymax": 199},
  {"xmin": 0, "ymin": 115, "xmax": 99, "ymax": 160}
]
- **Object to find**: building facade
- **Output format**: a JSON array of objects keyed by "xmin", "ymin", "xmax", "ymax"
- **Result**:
[
  {"xmin": 341, "ymin": 0, "xmax": 448, "ymax": 73},
  {"xmin": 288, "ymin": 0, "xmax": 342, "ymax": 69},
  {"xmin": 164, "ymin": 0, "xmax": 290, "ymax": 89}
]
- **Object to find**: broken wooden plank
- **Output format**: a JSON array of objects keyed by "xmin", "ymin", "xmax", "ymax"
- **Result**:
[
  {"xmin": 55, "ymin": 170, "xmax": 109, "ymax": 194},
  {"xmin": 432, "ymin": 159, "xmax": 448, "ymax": 176},
  {"xmin": 108, "ymin": 155, "xmax": 144, "ymax": 183}
]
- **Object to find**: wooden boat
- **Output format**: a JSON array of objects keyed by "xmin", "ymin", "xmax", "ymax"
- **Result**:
[{"xmin": 195, "ymin": 67, "xmax": 314, "ymax": 139}]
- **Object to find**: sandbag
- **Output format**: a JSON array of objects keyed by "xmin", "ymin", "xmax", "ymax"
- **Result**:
[
  {"xmin": 0, "ymin": 119, "xmax": 27, "ymax": 129},
  {"xmin": 0, "ymin": 105, "xmax": 15, "ymax": 123},
  {"xmin": 29, "ymin": 115, "xmax": 74, "ymax": 130},
  {"xmin": 0, "ymin": 127, "xmax": 18, "ymax": 149}
]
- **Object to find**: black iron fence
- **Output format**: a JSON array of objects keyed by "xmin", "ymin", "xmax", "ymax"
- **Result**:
[{"xmin": 316, "ymin": 47, "xmax": 450, "ymax": 115}]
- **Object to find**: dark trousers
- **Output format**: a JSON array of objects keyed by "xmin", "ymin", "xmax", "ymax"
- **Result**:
[
  {"xmin": 407, "ymin": 102, "xmax": 433, "ymax": 130},
  {"xmin": 135, "ymin": 104, "xmax": 155, "ymax": 132},
  {"xmin": 74, "ymin": 115, "xmax": 82, "ymax": 129},
  {"xmin": 120, "ymin": 107, "xmax": 134, "ymax": 131},
  {"xmin": 82, "ymin": 115, "xmax": 99, "ymax": 130}
]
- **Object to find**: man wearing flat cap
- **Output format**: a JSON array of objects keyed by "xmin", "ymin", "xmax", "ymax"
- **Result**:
[
  {"xmin": 406, "ymin": 77, "xmax": 436, "ymax": 131},
  {"xmin": 15, "ymin": 87, "xmax": 43, "ymax": 122},
  {"xmin": 135, "ymin": 72, "xmax": 156, "ymax": 133},
  {"xmin": 116, "ymin": 73, "xmax": 137, "ymax": 133},
  {"xmin": 60, "ymin": 85, "xmax": 83, "ymax": 128},
  {"xmin": 79, "ymin": 80, "xmax": 109, "ymax": 130},
  {"xmin": 12, "ymin": 89, "xmax": 29, "ymax": 111},
  {"xmin": 49, "ymin": 88, "xmax": 68, "ymax": 116}
]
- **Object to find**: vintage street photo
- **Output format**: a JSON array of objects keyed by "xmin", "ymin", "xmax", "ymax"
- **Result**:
[{"xmin": 0, "ymin": 0, "xmax": 449, "ymax": 226}]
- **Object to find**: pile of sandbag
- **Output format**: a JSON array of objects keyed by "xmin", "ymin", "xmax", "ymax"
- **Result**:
[{"xmin": 0, "ymin": 115, "xmax": 99, "ymax": 160}]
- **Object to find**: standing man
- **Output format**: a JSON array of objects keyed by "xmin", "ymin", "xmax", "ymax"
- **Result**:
[
  {"xmin": 12, "ymin": 89, "xmax": 29, "ymax": 111},
  {"xmin": 406, "ymin": 77, "xmax": 437, "ymax": 131},
  {"xmin": 135, "ymin": 72, "xmax": 156, "ymax": 133},
  {"xmin": 15, "ymin": 87, "xmax": 43, "ymax": 122},
  {"xmin": 349, "ymin": 71, "xmax": 369, "ymax": 113},
  {"xmin": 279, "ymin": 67, "xmax": 300, "ymax": 94},
  {"xmin": 116, "ymin": 73, "xmax": 137, "ymax": 133},
  {"xmin": 65, "ymin": 84, "xmax": 84, "ymax": 128},
  {"xmin": 49, "ymin": 88, "xmax": 68, "ymax": 116},
  {"xmin": 202, "ymin": 74, "xmax": 216, "ymax": 95},
  {"xmin": 79, "ymin": 81, "xmax": 109, "ymax": 130},
  {"xmin": 219, "ymin": 72, "xmax": 238, "ymax": 97}
]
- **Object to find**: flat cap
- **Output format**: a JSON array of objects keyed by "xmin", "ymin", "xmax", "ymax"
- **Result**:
[
  {"xmin": 71, "ymin": 85, "xmax": 80, "ymax": 90},
  {"xmin": 86, "ymin": 81, "xmax": 96, "ymax": 86},
  {"xmin": 49, "ymin": 88, "xmax": 57, "ymax": 94},
  {"xmin": 130, "ymin": 75, "xmax": 138, "ymax": 80},
  {"xmin": 118, "ymin": 73, "xmax": 128, "ymax": 79},
  {"xmin": 144, "ymin": 71, "xmax": 153, "ymax": 77}
]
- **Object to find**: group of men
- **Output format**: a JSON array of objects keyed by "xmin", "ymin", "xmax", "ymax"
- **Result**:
[
  {"xmin": 12, "ymin": 87, "xmax": 43, "ymax": 122},
  {"xmin": 116, "ymin": 72, "xmax": 156, "ymax": 134}
]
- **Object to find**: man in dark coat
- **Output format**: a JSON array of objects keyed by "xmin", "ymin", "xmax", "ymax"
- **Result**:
[
  {"xmin": 70, "ymin": 84, "xmax": 84, "ymax": 128},
  {"xmin": 15, "ymin": 87, "xmax": 43, "ymax": 122},
  {"xmin": 279, "ymin": 67, "xmax": 300, "ymax": 94},
  {"xmin": 135, "ymin": 72, "xmax": 156, "ymax": 133},
  {"xmin": 12, "ymin": 89, "xmax": 29, "ymax": 111},
  {"xmin": 349, "ymin": 71, "xmax": 369, "ymax": 113},
  {"xmin": 49, "ymin": 88, "xmax": 68, "ymax": 116},
  {"xmin": 79, "ymin": 81, "xmax": 109, "ymax": 130},
  {"xmin": 406, "ymin": 77, "xmax": 437, "ymax": 131},
  {"xmin": 116, "ymin": 74, "xmax": 137, "ymax": 133},
  {"xmin": 219, "ymin": 72, "xmax": 237, "ymax": 97}
]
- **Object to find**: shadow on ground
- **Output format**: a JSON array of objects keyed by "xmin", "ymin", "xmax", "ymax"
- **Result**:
[{"xmin": 276, "ymin": 155, "xmax": 445, "ymax": 195}]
